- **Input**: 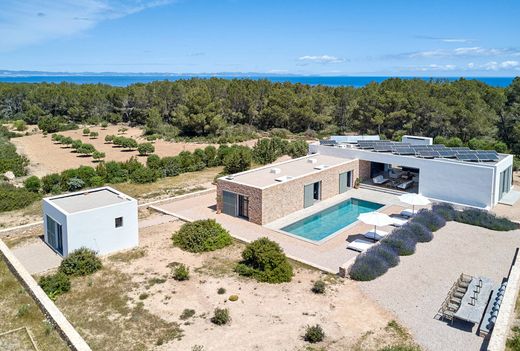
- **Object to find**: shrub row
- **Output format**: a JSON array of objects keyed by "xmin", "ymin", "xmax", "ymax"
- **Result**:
[
  {"xmin": 52, "ymin": 133, "xmax": 105, "ymax": 160},
  {"xmin": 432, "ymin": 203, "xmax": 519, "ymax": 231},
  {"xmin": 0, "ymin": 183, "xmax": 41, "ymax": 212},
  {"xmin": 350, "ymin": 209, "xmax": 444, "ymax": 281},
  {"xmin": 0, "ymin": 127, "xmax": 29, "ymax": 176},
  {"xmin": 252, "ymin": 137, "xmax": 308, "ymax": 164}
]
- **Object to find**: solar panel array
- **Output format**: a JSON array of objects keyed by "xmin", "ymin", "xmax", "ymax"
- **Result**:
[{"xmin": 354, "ymin": 140, "xmax": 499, "ymax": 163}]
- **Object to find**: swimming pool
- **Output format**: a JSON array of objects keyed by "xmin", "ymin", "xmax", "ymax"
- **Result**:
[{"xmin": 281, "ymin": 198, "xmax": 384, "ymax": 242}]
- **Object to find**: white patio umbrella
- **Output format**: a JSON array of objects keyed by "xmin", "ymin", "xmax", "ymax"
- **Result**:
[
  {"xmin": 357, "ymin": 212, "xmax": 395, "ymax": 235},
  {"xmin": 398, "ymin": 193, "xmax": 431, "ymax": 214}
]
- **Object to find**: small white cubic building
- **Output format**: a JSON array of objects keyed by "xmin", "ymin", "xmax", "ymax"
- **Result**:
[{"xmin": 43, "ymin": 186, "xmax": 138, "ymax": 257}]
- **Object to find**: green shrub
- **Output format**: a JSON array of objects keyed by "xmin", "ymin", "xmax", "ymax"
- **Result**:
[
  {"xmin": 24, "ymin": 175, "xmax": 41, "ymax": 192},
  {"xmin": 89, "ymin": 175, "xmax": 104, "ymax": 187},
  {"xmin": 138, "ymin": 142, "xmax": 155, "ymax": 156},
  {"xmin": 105, "ymin": 134, "xmax": 114, "ymax": 143},
  {"xmin": 77, "ymin": 143, "xmax": 96, "ymax": 156},
  {"xmin": 13, "ymin": 120, "xmax": 27, "ymax": 131},
  {"xmin": 92, "ymin": 151, "xmax": 105, "ymax": 161},
  {"xmin": 303, "ymin": 324, "xmax": 325, "ymax": 343},
  {"xmin": 82, "ymin": 128, "xmax": 90, "ymax": 136},
  {"xmin": 217, "ymin": 287, "xmax": 226, "ymax": 295},
  {"xmin": 16, "ymin": 304, "xmax": 30, "ymax": 317},
  {"xmin": 101, "ymin": 122, "xmax": 108, "ymax": 129},
  {"xmin": 0, "ymin": 184, "xmax": 40, "ymax": 212},
  {"xmin": 235, "ymin": 237, "xmax": 293, "ymax": 283},
  {"xmin": 130, "ymin": 167, "xmax": 159, "ymax": 184},
  {"xmin": 42, "ymin": 173, "xmax": 62, "ymax": 193},
  {"xmin": 210, "ymin": 308, "xmax": 230, "ymax": 325},
  {"xmin": 139, "ymin": 292, "xmax": 149, "ymax": 300},
  {"xmin": 223, "ymin": 146, "xmax": 252, "ymax": 174},
  {"xmin": 89, "ymin": 131, "xmax": 99, "ymax": 139},
  {"xmin": 0, "ymin": 136, "xmax": 29, "ymax": 176},
  {"xmin": 39, "ymin": 272, "xmax": 71, "ymax": 299},
  {"xmin": 228, "ymin": 295, "xmax": 239, "ymax": 301},
  {"xmin": 287, "ymin": 139, "xmax": 308, "ymax": 158},
  {"xmin": 311, "ymin": 280, "xmax": 326, "ymax": 294},
  {"xmin": 507, "ymin": 326, "xmax": 520, "ymax": 351},
  {"xmin": 180, "ymin": 309, "xmax": 196, "ymax": 320},
  {"xmin": 172, "ymin": 219, "xmax": 232, "ymax": 253},
  {"xmin": 59, "ymin": 247, "xmax": 102, "ymax": 276},
  {"xmin": 71, "ymin": 139, "xmax": 83, "ymax": 150},
  {"xmin": 66, "ymin": 177, "xmax": 85, "ymax": 191},
  {"xmin": 172, "ymin": 264, "xmax": 190, "ymax": 281},
  {"xmin": 146, "ymin": 154, "xmax": 162, "ymax": 170}
]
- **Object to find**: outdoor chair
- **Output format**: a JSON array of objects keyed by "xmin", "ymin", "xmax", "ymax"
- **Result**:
[
  {"xmin": 400, "ymin": 209, "xmax": 417, "ymax": 218},
  {"xmin": 372, "ymin": 175, "xmax": 389, "ymax": 185},
  {"xmin": 389, "ymin": 215, "xmax": 408, "ymax": 227},
  {"xmin": 363, "ymin": 229, "xmax": 389, "ymax": 241}
]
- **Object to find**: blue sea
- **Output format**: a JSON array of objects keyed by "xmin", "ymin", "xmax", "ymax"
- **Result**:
[{"xmin": 0, "ymin": 75, "xmax": 514, "ymax": 88}]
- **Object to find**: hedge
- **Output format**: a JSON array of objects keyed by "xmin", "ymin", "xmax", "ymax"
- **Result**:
[
  {"xmin": 349, "ymin": 250, "xmax": 390, "ymax": 281},
  {"xmin": 0, "ymin": 184, "xmax": 41, "ymax": 212},
  {"xmin": 58, "ymin": 247, "xmax": 102, "ymax": 276}
]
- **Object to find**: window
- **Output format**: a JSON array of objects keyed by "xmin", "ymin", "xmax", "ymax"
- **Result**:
[{"xmin": 115, "ymin": 217, "xmax": 123, "ymax": 228}]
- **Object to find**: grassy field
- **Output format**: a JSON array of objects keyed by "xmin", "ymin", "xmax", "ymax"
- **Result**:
[{"xmin": 0, "ymin": 258, "xmax": 69, "ymax": 351}]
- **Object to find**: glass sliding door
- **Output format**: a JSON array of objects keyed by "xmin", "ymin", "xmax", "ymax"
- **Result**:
[
  {"xmin": 222, "ymin": 191, "xmax": 238, "ymax": 216},
  {"xmin": 339, "ymin": 171, "xmax": 352, "ymax": 193},
  {"xmin": 499, "ymin": 166, "xmax": 513, "ymax": 200},
  {"xmin": 46, "ymin": 215, "xmax": 63, "ymax": 255},
  {"xmin": 238, "ymin": 195, "xmax": 249, "ymax": 219}
]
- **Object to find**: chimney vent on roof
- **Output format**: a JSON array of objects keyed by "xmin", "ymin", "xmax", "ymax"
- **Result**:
[
  {"xmin": 275, "ymin": 175, "xmax": 294, "ymax": 182},
  {"xmin": 307, "ymin": 158, "xmax": 318, "ymax": 164},
  {"xmin": 270, "ymin": 168, "xmax": 281, "ymax": 174},
  {"xmin": 314, "ymin": 164, "xmax": 329, "ymax": 170}
]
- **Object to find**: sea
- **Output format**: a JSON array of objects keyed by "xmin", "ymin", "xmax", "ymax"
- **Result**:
[{"xmin": 0, "ymin": 75, "xmax": 514, "ymax": 88}]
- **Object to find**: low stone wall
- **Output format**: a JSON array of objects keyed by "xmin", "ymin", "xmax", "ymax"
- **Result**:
[
  {"xmin": 0, "ymin": 239, "xmax": 91, "ymax": 351},
  {"xmin": 488, "ymin": 249, "xmax": 520, "ymax": 351}
]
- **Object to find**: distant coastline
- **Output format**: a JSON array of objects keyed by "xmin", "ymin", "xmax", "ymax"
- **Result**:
[{"xmin": 0, "ymin": 74, "xmax": 514, "ymax": 88}]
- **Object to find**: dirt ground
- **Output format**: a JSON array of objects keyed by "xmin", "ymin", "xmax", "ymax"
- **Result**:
[
  {"xmin": 11, "ymin": 125, "xmax": 215, "ymax": 177},
  {"xmin": 47, "ymin": 219, "xmax": 417, "ymax": 351}
]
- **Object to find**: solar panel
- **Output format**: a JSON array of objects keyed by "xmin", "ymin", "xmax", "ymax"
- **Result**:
[
  {"xmin": 430, "ymin": 144, "xmax": 447, "ymax": 149},
  {"xmin": 438, "ymin": 150, "xmax": 457, "ymax": 158},
  {"xmin": 319, "ymin": 140, "xmax": 337, "ymax": 145},
  {"xmin": 450, "ymin": 147, "xmax": 470, "ymax": 151},
  {"xmin": 393, "ymin": 147, "xmax": 415, "ymax": 155},
  {"xmin": 373, "ymin": 145, "xmax": 393, "ymax": 152},
  {"xmin": 418, "ymin": 150, "xmax": 439, "ymax": 158},
  {"xmin": 477, "ymin": 152, "xmax": 499, "ymax": 161},
  {"xmin": 456, "ymin": 154, "xmax": 479, "ymax": 162}
]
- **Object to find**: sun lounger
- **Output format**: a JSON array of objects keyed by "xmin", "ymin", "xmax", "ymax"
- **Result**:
[
  {"xmin": 347, "ymin": 239, "xmax": 375, "ymax": 252},
  {"xmin": 372, "ymin": 175, "xmax": 389, "ymax": 185},
  {"xmin": 363, "ymin": 229, "xmax": 389, "ymax": 241},
  {"xmin": 397, "ymin": 179, "xmax": 414, "ymax": 190},
  {"xmin": 389, "ymin": 216, "xmax": 408, "ymax": 227},
  {"xmin": 400, "ymin": 209, "xmax": 418, "ymax": 218}
]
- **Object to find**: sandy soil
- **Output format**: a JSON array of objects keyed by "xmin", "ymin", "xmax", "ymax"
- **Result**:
[
  {"xmin": 97, "ymin": 220, "xmax": 406, "ymax": 351},
  {"xmin": 11, "ymin": 125, "xmax": 213, "ymax": 177}
]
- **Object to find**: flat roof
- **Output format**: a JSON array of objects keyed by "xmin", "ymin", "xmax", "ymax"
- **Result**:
[
  {"xmin": 48, "ymin": 187, "xmax": 133, "ymax": 214},
  {"xmin": 220, "ymin": 154, "xmax": 354, "ymax": 188}
]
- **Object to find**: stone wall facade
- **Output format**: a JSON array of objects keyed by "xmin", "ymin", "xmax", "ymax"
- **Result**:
[
  {"xmin": 261, "ymin": 159, "xmax": 359, "ymax": 224},
  {"xmin": 216, "ymin": 159, "xmax": 359, "ymax": 225},
  {"xmin": 358, "ymin": 160, "xmax": 371, "ymax": 181},
  {"xmin": 216, "ymin": 179, "xmax": 263, "ymax": 225}
]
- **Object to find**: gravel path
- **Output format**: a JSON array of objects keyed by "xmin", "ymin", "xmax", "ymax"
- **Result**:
[{"xmin": 359, "ymin": 221, "xmax": 520, "ymax": 351}]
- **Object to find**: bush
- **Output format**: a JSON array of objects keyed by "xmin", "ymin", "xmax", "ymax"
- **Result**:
[
  {"xmin": 24, "ymin": 175, "xmax": 41, "ymax": 192},
  {"xmin": 77, "ymin": 143, "xmax": 96, "ymax": 156},
  {"xmin": 228, "ymin": 295, "xmax": 238, "ymax": 301},
  {"xmin": 404, "ymin": 222, "xmax": 433, "ymax": 243},
  {"xmin": 411, "ymin": 209, "xmax": 446, "ymax": 232},
  {"xmin": 130, "ymin": 167, "xmax": 159, "ymax": 184},
  {"xmin": 455, "ymin": 208, "xmax": 519, "ymax": 231},
  {"xmin": 235, "ymin": 237, "xmax": 293, "ymax": 283},
  {"xmin": 13, "ymin": 119, "xmax": 27, "ymax": 131},
  {"xmin": 41, "ymin": 173, "xmax": 62, "ymax": 193},
  {"xmin": 381, "ymin": 229, "xmax": 417, "ymax": 256},
  {"xmin": 210, "ymin": 308, "xmax": 230, "ymax": 325},
  {"xmin": 66, "ymin": 177, "xmax": 85, "ymax": 191},
  {"xmin": 92, "ymin": 151, "xmax": 105, "ymax": 161},
  {"xmin": 89, "ymin": 131, "xmax": 99, "ymax": 139},
  {"xmin": 431, "ymin": 202, "xmax": 456, "ymax": 221},
  {"xmin": 59, "ymin": 247, "xmax": 102, "ymax": 276},
  {"xmin": 252, "ymin": 138, "xmax": 280, "ymax": 164},
  {"xmin": 172, "ymin": 219, "xmax": 232, "ymax": 253},
  {"xmin": 0, "ymin": 184, "xmax": 41, "ymax": 212},
  {"xmin": 146, "ymin": 154, "xmax": 162, "ymax": 170},
  {"xmin": 287, "ymin": 139, "xmax": 308, "ymax": 158},
  {"xmin": 217, "ymin": 287, "xmax": 226, "ymax": 295},
  {"xmin": 223, "ymin": 146, "xmax": 252, "ymax": 174},
  {"xmin": 0, "ymin": 137, "xmax": 30, "ymax": 176},
  {"xmin": 101, "ymin": 122, "xmax": 108, "ymax": 129},
  {"xmin": 311, "ymin": 280, "xmax": 326, "ymax": 294},
  {"xmin": 366, "ymin": 242, "xmax": 400, "ymax": 267},
  {"xmin": 39, "ymin": 272, "xmax": 71, "ymax": 299},
  {"xmin": 138, "ymin": 142, "xmax": 155, "ymax": 156},
  {"xmin": 180, "ymin": 309, "xmax": 196, "ymax": 320},
  {"xmin": 303, "ymin": 324, "xmax": 325, "ymax": 343},
  {"xmin": 82, "ymin": 128, "xmax": 90, "ymax": 136},
  {"xmin": 172, "ymin": 264, "xmax": 190, "ymax": 281},
  {"xmin": 89, "ymin": 175, "xmax": 104, "ymax": 187},
  {"xmin": 349, "ymin": 250, "xmax": 389, "ymax": 281},
  {"xmin": 71, "ymin": 139, "xmax": 83, "ymax": 150},
  {"xmin": 105, "ymin": 134, "xmax": 114, "ymax": 143}
]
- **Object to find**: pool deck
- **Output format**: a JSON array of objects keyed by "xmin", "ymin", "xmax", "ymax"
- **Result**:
[{"xmin": 153, "ymin": 188, "xmax": 418, "ymax": 273}]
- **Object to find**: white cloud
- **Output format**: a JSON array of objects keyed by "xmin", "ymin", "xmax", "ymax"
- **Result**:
[
  {"xmin": 0, "ymin": 0, "xmax": 173, "ymax": 51},
  {"xmin": 480, "ymin": 60, "xmax": 519, "ymax": 70},
  {"xmin": 441, "ymin": 38, "xmax": 471, "ymax": 43},
  {"xmin": 408, "ymin": 47, "xmax": 520, "ymax": 58},
  {"xmin": 297, "ymin": 55, "xmax": 345, "ymax": 64}
]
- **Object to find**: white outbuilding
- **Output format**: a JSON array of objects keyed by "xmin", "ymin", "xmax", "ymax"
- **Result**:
[{"xmin": 43, "ymin": 186, "xmax": 138, "ymax": 257}]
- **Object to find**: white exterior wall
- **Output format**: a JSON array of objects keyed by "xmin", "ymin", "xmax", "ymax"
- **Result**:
[
  {"xmin": 66, "ymin": 200, "xmax": 138, "ymax": 256},
  {"xmin": 43, "ymin": 191, "xmax": 138, "ymax": 257},
  {"xmin": 312, "ymin": 144, "xmax": 509, "ymax": 208},
  {"xmin": 493, "ymin": 154, "xmax": 515, "ymax": 204}
]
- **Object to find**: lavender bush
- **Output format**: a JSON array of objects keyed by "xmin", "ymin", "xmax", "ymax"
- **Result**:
[
  {"xmin": 381, "ymin": 228, "xmax": 417, "ymax": 256},
  {"xmin": 405, "ymin": 222, "xmax": 433, "ymax": 243},
  {"xmin": 349, "ymin": 250, "xmax": 389, "ymax": 281},
  {"xmin": 367, "ymin": 242, "xmax": 400, "ymax": 267},
  {"xmin": 411, "ymin": 209, "xmax": 446, "ymax": 232},
  {"xmin": 431, "ymin": 202, "xmax": 456, "ymax": 221}
]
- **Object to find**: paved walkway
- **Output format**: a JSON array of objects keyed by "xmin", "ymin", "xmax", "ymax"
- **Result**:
[
  {"xmin": 154, "ymin": 188, "xmax": 413, "ymax": 273},
  {"xmin": 11, "ymin": 239, "xmax": 62, "ymax": 274}
]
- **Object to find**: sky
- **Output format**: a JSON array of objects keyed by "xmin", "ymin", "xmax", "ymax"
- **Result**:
[{"xmin": 0, "ymin": 0, "xmax": 519, "ymax": 76}]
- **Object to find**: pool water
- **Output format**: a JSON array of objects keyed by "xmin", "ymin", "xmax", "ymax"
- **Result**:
[{"xmin": 281, "ymin": 198, "xmax": 384, "ymax": 241}]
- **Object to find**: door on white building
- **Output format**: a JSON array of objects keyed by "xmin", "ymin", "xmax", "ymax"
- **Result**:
[{"xmin": 46, "ymin": 215, "xmax": 63, "ymax": 255}]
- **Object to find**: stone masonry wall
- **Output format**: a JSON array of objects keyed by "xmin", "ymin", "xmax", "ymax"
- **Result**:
[
  {"xmin": 216, "ymin": 179, "xmax": 263, "ymax": 225},
  {"xmin": 261, "ymin": 159, "xmax": 359, "ymax": 224},
  {"xmin": 359, "ymin": 160, "xmax": 371, "ymax": 181}
]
